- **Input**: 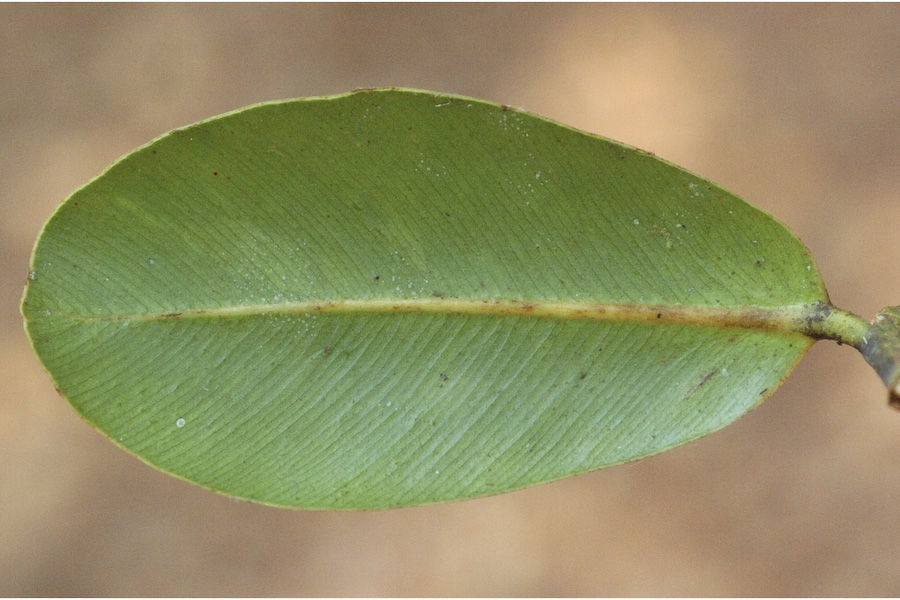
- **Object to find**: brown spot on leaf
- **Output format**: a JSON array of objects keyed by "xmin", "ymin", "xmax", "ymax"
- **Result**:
[{"xmin": 683, "ymin": 369, "xmax": 718, "ymax": 400}]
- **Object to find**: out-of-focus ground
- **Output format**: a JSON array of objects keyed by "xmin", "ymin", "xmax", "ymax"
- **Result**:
[{"xmin": 2, "ymin": 4, "xmax": 898, "ymax": 596}]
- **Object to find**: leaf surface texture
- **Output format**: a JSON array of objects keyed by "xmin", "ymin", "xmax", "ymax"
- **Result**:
[{"xmin": 24, "ymin": 89, "xmax": 827, "ymax": 508}]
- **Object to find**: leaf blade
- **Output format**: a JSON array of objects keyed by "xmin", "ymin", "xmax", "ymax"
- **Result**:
[{"xmin": 24, "ymin": 89, "xmax": 827, "ymax": 508}]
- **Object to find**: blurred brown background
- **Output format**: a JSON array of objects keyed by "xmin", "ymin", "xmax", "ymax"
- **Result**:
[{"xmin": 2, "ymin": 3, "xmax": 898, "ymax": 596}]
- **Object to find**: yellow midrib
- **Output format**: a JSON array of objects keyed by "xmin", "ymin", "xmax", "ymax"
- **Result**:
[{"xmin": 56, "ymin": 296, "xmax": 828, "ymax": 336}]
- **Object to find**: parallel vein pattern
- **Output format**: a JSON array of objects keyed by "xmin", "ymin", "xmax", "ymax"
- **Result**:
[{"xmin": 23, "ymin": 89, "xmax": 829, "ymax": 508}]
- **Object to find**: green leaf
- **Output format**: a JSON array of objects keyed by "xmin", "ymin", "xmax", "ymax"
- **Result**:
[{"xmin": 23, "ymin": 88, "xmax": 832, "ymax": 509}]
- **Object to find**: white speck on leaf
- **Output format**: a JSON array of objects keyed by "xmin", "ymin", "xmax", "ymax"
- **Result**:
[
  {"xmin": 633, "ymin": 219, "xmax": 640, "ymax": 225},
  {"xmin": 176, "ymin": 418, "xmax": 185, "ymax": 428}
]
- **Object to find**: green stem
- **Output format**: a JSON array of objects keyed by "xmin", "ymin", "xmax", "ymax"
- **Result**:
[
  {"xmin": 796, "ymin": 302, "xmax": 870, "ymax": 347},
  {"xmin": 811, "ymin": 303, "xmax": 900, "ymax": 409}
]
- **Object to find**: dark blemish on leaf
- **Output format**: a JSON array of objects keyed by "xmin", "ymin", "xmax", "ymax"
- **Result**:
[
  {"xmin": 759, "ymin": 388, "xmax": 769, "ymax": 397},
  {"xmin": 801, "ymin": 300, "xmax": 834, "ymax": 339},
  {"xmin": 322, "ymin": 347, "xmax": 333, "ymax": 356},
  {"xmin": 162, "ymin": 312, "xmax": 182, "ymax": 319},
  {"xmin": 439, "ymin": 373, "xmax": 449, "ymax": 384},
  {"xmin": 432, "ymin": 291, "xmax": 444, "ymax": 298},
  {"xmin": 683, "ymin": 369, "xmax": 718, "ymax": 400},
  {"xmin": 501, "ymin": 104, "xmax": 511, "ymax": 111},
  {"xmin": 579, "ymin": 373, "xmax": 587, "ymax": 380},
  {"xmin": 755, "ymin": 259, "xmax": 764, "ymax": 266},
  {"xmin": 212, "ymin": 171, "xmax": 219, "ymax": 176},
  {"xmin": 373, "ymin": 274, "xmax": 380, "ymax": 281},
  {"xmin": 656, "ymin": 313, "xmax": 662, "ymax": 319},
  {"xmin": 806, "ymin": 300, "xmax": 831, "ymax": 323},
  {"xmin": 444, "ymin": 212, "xmax": 451, "ymax": 217}
]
